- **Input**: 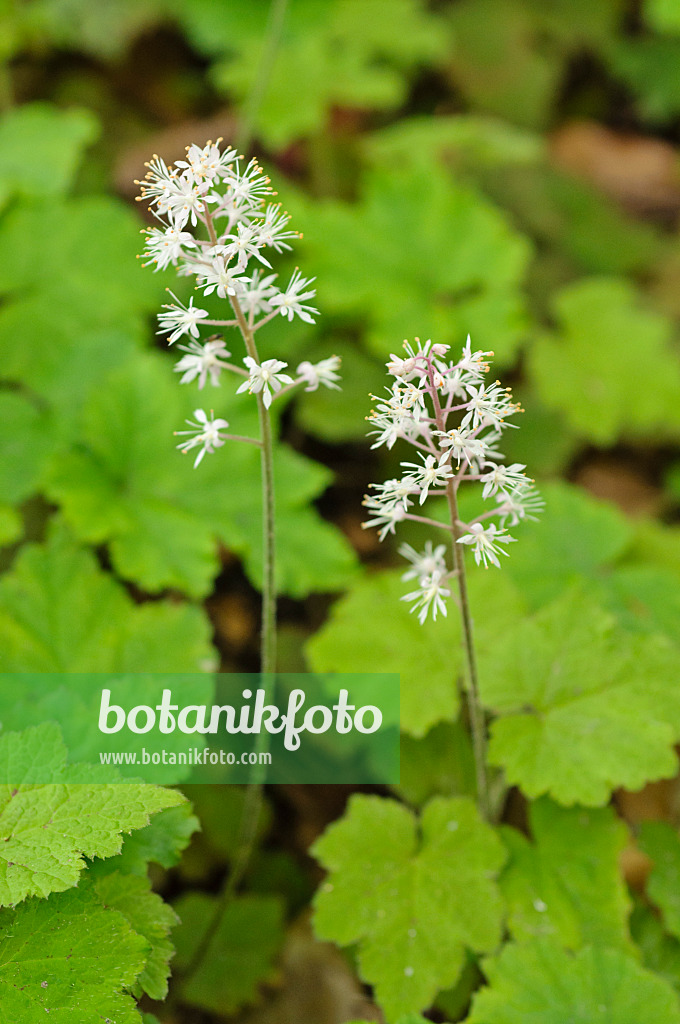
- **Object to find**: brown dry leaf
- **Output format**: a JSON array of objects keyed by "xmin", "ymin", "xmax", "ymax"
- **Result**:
[
  {"xmin": 575, "ymin": 458, "xmax": 662, "ymax": 518},
  {"xmin": 550, "ymin": 121, "xmax": 680, "ymax": 218},
  {"xmin": 234, "ymin": 913, "xmax": 381, "ymax": 1024}
]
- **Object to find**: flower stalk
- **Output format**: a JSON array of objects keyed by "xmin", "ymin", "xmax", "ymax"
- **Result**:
[{"xmin": 364, "ymin": 336, "xmax": 542, "ymax": 820}]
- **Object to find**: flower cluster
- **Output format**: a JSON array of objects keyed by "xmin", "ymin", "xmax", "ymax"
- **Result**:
[
  {"xmin": 364, "ymin": 337, "xmax": 542, "ymax": 622},
  {"xmin": 136, "ymin": 140, "xmax": 340, "ymax": 464}
]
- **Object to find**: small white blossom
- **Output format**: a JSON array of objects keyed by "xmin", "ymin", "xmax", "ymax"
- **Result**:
[
  {"xmin": 175, "ymin": 408, "xmax": 229, "ymax": 467},
  {"xmin": 480, "ymin": 462, "xmax": 530, "ymax": 499},
  {"xmin": 219, "ymin": 223, "xmax": 272, "ymax": 271},
  {"xmin": 402, "ymin": 570, "xmax": 450, "ymax": 624},
  {"xmin": 197, "ymin": 256, "xmax": 247, "ymax": 299},
  {"xmin": 362, "ymin": 495, "xmax": 408, "ymax": 541},
  {"xmin": 457, "ymin": 522, "xmax": 516, "ymax": 568},
  {"xmin": 401, "ymin": 454, "xmax": 453, "ymax": 504},
  {"xmin": 236, "ymin": 357, "xmax": 293, "ymax": 409},
  {"xmin": 174, "ymin": 339, "xmax": 232, "ymax": 389},
  {"xmin": 461, "ymin": 382, "xmax": 520, "ymax": 432},
  {"xmin": 271, "ymin": 269, "xmax": 318, "ymax": 323},
  {"xmin": 296, "ymin": 356, "xmax": 342, "ymax": 391},
  {"xmin": 496, "ymin": 485, "xmax": 545, "ymax": 526},
  {"xmin": 238, "ymin": 270, "xmax": 280, "ymax": 318},
  {"xmin": 399, "ymin": 541, "xmax": 448, "ymax": 582},
  {"xmin": 142, "ymin": 225, "xmax": 197, "ymax": 270},
  {"xmin": 157, "ymin": 295, "xmax": 209, "ymax": 344},
  {"xmin": 436, "ymin": 427, "xmax": 487, "ymax": 467},
  {"xmin": 175, "ymin": 141, "xmax": 238, "ymax": 182},
  {"xmin": 256, "ymin": 204, "xmax": 299, "ymax": 251}
]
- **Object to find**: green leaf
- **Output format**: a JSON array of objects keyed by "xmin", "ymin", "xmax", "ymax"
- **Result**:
[
  {"xmin": 446, "ymin": 0, "xmax": 561, "ymax": 129},
  {"xmin": 631, "ymin": 900, "xmax": 680, "ymax": 995},
  {"xmin": 306, "ymin": 569, "xmax": 460, "ymax": 737},
  {"xmin": 0, "ymin": 504, "xmax": 21, "ymax": 546},
  {"xmin": 529, "ymin": 278, "xmax": 680, "ymax": 444},
  {"xmin": 173, "ymin": 892, "xmax": 284, "ymax": 1015},
  {"xmin": 367, "ymin": 115, "xmax": 545, "ymax": 171},
  {"xmin": 47, "ymin": 354, "xmax": 357, "ymax": 598},
  {"xmin": 0, "ymin": 103, "xmax": 98, "ymax": 198},
  {"xmin": 0, "ymin": 722, "xmax": 184, "ymax": 906},
  {"xmin": 607, "ymin": 37, "xmax": 680, "ymax": 121},
  {"xmin": 645, "ymin": 0, "xmax": 680, "ymax": 33},
  {"xmin": 639, "ymin": 822, "xmax": 680, "ymax": 939},
  {"xmin": 465, "ymin": 939, "xmax": 680, "ymax": 1023},
  {"xmin": 292, "ymin": 163, "xmax": 531, "ymax": 360},
  {"xmin": 397, "ymin": 721, "xmax": 477, "ymax": 807},
  {"xmin": 0, "ymin": 525, "xmax": 214, "ymax": 671},
  {"xmin": 503, "ymin": 481, "xmax": 633, "ymax": 609},
  {"xmin": 501, "ymin": 798, "xmax": 631, "ymax": 950},
  {"xmin": 0, "ymin": 392, "xmax": 60, "ymax": 504},
  {"xmin": 0, "ymin": 885, "xmax": 148, "ymax": 1023},
  {"xmin": 112, "ymin": 802, "xmax": 200, "ymax": 876},
  {"xmin": 94, "ymin": 871, "xmax": 177, "ymax": 1000},
  {"xmin": 312, "ymin": 794, "xmax": 506, "ymax": 1021},
  {"xmin": 479, "ymin": 586, "xmax": 680, "ymax": 805},
  {"xmin": 177, "ymin": 0, "xmax": 449, "ymax": 147}
]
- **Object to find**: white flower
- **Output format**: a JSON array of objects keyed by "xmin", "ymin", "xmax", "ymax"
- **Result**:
[
  {"xmin": 270, "ymin": 269, "xmax": 318, "ymax": 323},
  {"xmin": 142, "ymin": 225, "xmax": 197, "ymax": 270},
  {"xmin": 402, "ymin": 570, "xmax": 450, "ymax": 624},
  {"xmin": 362, "ymin": 495, "xmax": 408, "ymax": 540},
  {"xmin": 157, "ymin": 295, "xmax": 209, "ymax": 344},
  {"xmin": 175, "ymin": 408, "xmax": 229, "ymax": 467},
  {"xmin": 367, "ymin": 478, "xmax": 417, "ymax": 512},
  {"xmin": 156, "ymin": 174, "xmax": 215, "ymax": 229},
  {"xmin": 197, "ymin": 256, "xmax": 247, "ymax": 299},
  {"xmin": 236, "ymin": 357, "xmax": 293, "ymax": 409},
  {"xmin": 296, "ymin": 356, "xmax": 342, "ymax": 391},
  {"xmin": 238, "ymin": 270, "xmax": 280, "ymax": 317},
  {"xmin": 174, "ymin": 339, "xmax": 232, "ymax": 389},
  {"xmin": 436, "ymin": 427, "xmax": 487, "ymax": 467},
  {"xmin": 457, "ymin": 522, "xmax": 516, "ymax": 568},
  {"xmin": 480, "ymin": 462, "xmax": 529, "ymax": 499},
  {"xmin": 458, "ymin": 334, "xmax": 492, "ymax": 378},
  {"xmin": 401, "ymin": 453, "xmax": 453, "ymax": 504},
  {"xmin": 461, "ymin": 382, "xmax": 520, "ymax": 432},
  {"xmin": 175, "ymin": 141, "xmax": 238, "ymax": 182},
  {"xmin": 399, "ymin": 541, "xmax": 448, "ymax": 582},
  {"xmin": 496, "ymin": 485, "xmax": 544, "ymax": 526},
  {"xmin": 219, "ymin": 223, "xmax": 272, "ymax": 271},
  {"xmin": 256, "ymin": 204, "xmax": 299, "ymax": 251}
]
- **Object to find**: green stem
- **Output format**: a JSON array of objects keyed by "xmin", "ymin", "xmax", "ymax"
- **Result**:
[
  {"xmin": 428, "ymin": 366, "xmax": 490, "ymax": 820},
  {"xmin": 236, "ymin": 0, "xmax": 289, "ymax": 153},
  {"xmin": 185, "ymin": 215, "xmax": 278, "ymax": 979}
]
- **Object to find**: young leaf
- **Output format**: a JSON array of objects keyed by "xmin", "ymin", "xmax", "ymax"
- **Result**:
[
  {"xmin": 312, "ymin": 794, "xmax": 506, "ymax": 1021},
  {"xmin": 501, "ymin": 798, "xmax": 631, "ymax": 950},
  {"xmin": 0, "ymin": 723, "xmax": 184, "ymax": 906},
  {"xmin": 479, "ymin": 586, "xmax": 680, "ymax": 805},
  {"xmin": 466, "ymin": 939, "xmax": 680, "ymax": 1023},
  {"xmin": 0, "ymin": 885, "xmax": 148, "ymax": 1023}
]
